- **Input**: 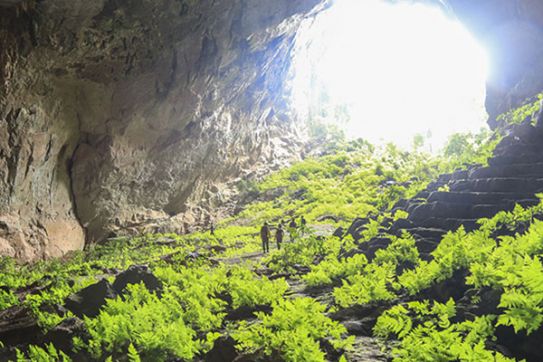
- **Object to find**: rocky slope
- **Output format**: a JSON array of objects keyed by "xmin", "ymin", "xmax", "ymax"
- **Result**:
[
  {"xmin": 348, "ymin": 121, "xmax": 543, "ymax": 254},
  {"xmin": 336, "ymin": 122, "xmax": 543, "ymax": 361}
]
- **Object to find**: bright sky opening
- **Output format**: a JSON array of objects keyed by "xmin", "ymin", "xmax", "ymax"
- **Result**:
[{"xmin": 291, "ymin": 0, "xmax": 490, "ymax": 151}]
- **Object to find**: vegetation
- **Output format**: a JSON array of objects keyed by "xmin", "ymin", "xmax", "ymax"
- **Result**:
[
  {"xmin": 496, "ymin": 92, "xmax": 543, "ymax": 127},
  {"xmin": 233, "ymin": 298, "xmax": 353, "ymax": 362},
  {"xmin": 233, "ymin": 129, "xmax": 498, "ymax": 234},
  {"xmin": 3, "ymin": 120, "xmax": 542, "ymax": 362},
  {"xmin": 374, "ymin": 300, "xmax": 515, "ymax": 361}
]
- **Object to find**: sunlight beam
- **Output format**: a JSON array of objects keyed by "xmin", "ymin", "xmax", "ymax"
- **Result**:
[{"xmin": 291, "ymin": 0, "xmax": 490, "ymax": 151}]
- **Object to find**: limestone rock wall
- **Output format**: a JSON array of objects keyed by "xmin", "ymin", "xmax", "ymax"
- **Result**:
[
  {"xmin": 444, "ymin": 0, "xmax": 543, "ymax": 124},
  {"xmin": 0, "ymin": 0, "xmax": 324, "ymax": 261}
]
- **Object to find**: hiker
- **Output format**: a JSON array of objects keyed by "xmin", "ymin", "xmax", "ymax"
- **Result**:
[
  {"xmin": 288, "ymin": 218, "xmax": 297, "ymax": 242},
  {"xmin": 210, "ymin": 222, "xmax": 215, "ymax": 236},
  {"xmin": 260, "ymin": 222, "xmax": 271, "ymax": 253},
  {"xmin": 276, "ymin": 223, "xmax": 284, "ymax": 250},
  {"xmin": 300, "ymin": 215, "xmax": 307, "ymax": 236}
]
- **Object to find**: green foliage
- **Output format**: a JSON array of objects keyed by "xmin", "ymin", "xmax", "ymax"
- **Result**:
[
  {"xmin": 303, "ymin": 253, "xmax": 368, "ymax": 287},
  {"xmin": 16, "ymin": 343, "xmax": 71, "ymax": 362},
  {"xmin": 466, "ymin": 219, "xmax": 543, "ymax": 335},
  {"xmin": 443, "ymin": 128, "xmax": 500, "ymax": 168},
  {"xmin": 332, "ymin": 234, "xmax": 420, "ymax": 307},
  {"xmin": 374, "ymin": 299, "xmax": 457, "ymax": 339},
  {"xmin": 24, "ymin": 277, "xmax": 96, "ymax": 329},
  {"xmin": 127, "ymin": 343, "xmax": 142, "ymax": 362},
  {"xmin": 232, "ymin": 298, "xmax": 353, "ymax": 362},
  {"xmin": 370, "ymin": 200, "xmax": 543, "ymax": 359},
  {"xmin": 0, "ymin": 128, "xmax": 518, "ymax": 361},
  {"xmin": 333, "ymin": 262, "xmax": 397, "ymax": 308},
  {"xmin": 84, "ymin": 283, "xmax": 206, "ymax": 361},
  {"xmin": 227, "ymin": 266, "xmax": 289, "ymax": 309},
  {"xmin": 374, "ymin": 300, "xmax": 515, "ymax": 362},
  {"xmin": 497, "ymin": 255, "xmax": 543, "ymax": 334},
  {"xmin": 186, "ymin": 225, "xmax": 261, "ymax": 257},
  {"xmin": 239, "ymin": 141, "xmax": 449, "ymax": 227},
  {"xmin": 373, "ymin": 233, "xmax": 420, "ymax": 266},
  {"xmin": 265, "ymin": 234, "xmax": 347, "ymax": 274},
  {"xmin": 496, "ymin": 93, "xmax": 543, "ymax": 127},
  {"xmin": 0, "ymin": 289, "xmax": 18, "ymax": 310},
  {"xmin": 477, "ymin": 199, "xmax": 543, "ymax": 233}
]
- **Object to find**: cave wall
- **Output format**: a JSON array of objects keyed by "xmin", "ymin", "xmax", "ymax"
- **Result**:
[
  {"xmin": 0, "ymin": 0, "xmax": 324, "ymax": 261},
  {"xmin": 443, "ymin": 0, "xmax": 543, "ymax": 124}
]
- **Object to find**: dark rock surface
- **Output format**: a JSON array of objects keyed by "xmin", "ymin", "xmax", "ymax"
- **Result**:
[
  {"xmin": 43, "ymin": 317, "xmax": 88, "ymax": 353},
  {"xmin": 0, "ymin": 305, "xmax": 42, "ymax": 347},
  {"xmin": 495, "ymin": 326, "xmax": 543, "ymax": 361},
  {"xmin": 225, "ymin": 304, "xmax": 273, "ymax": 322},
  {"xmin": 204, "ymin": 336, "xmax": 240, "ymax": 362},
  {"xmin": 112, "ymin": 265, "xmax": 162, "ymax": 295},
  {"xmin": 64, "ymin": 278, "xmax": 117, "ymax": 318}
]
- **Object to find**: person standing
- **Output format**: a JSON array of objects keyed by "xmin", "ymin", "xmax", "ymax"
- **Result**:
[
  {"xmin": 288, "ymin": 218, "xmax": 297, "ymax": 242},
  {"xmin": 300, "ymin": 216, "xmax": 307, "ymax": 236},
  {"xmin": 275, "ymin": 223, "xmax": 284, "ymax": 250},
  {"xmin": 260, "ymin": 222, "xmax": 271, "ymax": 253}
]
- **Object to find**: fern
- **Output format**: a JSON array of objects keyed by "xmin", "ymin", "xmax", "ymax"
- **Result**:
[
  {"xmin": 233, "ymin": 298, "xmax": 353, "ymax": 362},
  {"xmin": 16, "ymin": 343, "xmax": 71, "ymax": 362},
  {"xmin": 375, "ymin": 301, "xmax": 514, "ymax": 362},
  {"xmin": 127, "ymin": 343, "xmax": 141, "ymax": 362}
]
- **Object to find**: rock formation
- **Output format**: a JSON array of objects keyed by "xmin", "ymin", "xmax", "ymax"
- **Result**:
[
  {"xmin": 348, "ymin": 121, "xmax": 543, "ymax": 263},
  {"xmin": 444, "ymin": 0, "xmax": 543, "ymax": 124},
  {"xmin": 0, "ymin": 0, "xmax": 324, "ymax": 261}
]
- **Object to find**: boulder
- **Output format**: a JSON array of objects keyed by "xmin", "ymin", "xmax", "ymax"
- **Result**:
[
  {"xmin": 204, "ymin": 336, "xmax": 239, "ymax": 362},
  {"xmin": 43, "ymin": 317, "xmax": 88, "ymax": 352},
  {"xmin": 112, "ymin": 265, "xmax": 162, "ymax": 295},
  {"xmin": 341, "ymin": 320, "xmax": 372, "ymax": 336},
  {"xmin": 345, "ymin": 218, "xmax": 369, "ymax": 241},
  {"xmin": 0, "ymin": 305, "xmax": 42, "ymax": 347},
  {"xmin": 204, "ymin": 336, "xmax": 266, "ymax": 362},
  {"xmin": 65, "ymin": 279, "xmax": 117, "ymax": 318},
  {"xmin": 225, "ymin": 305, "xmax": 272, "ymax": 321},
  {"xmin": 332, "ymin": 226, "xmax": 344, "ymax": 238},
  {"xmin": 495, "ymin": 325, "xmax": 543, "ymax": 361}
]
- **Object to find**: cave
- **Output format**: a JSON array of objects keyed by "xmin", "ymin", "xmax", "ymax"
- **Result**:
[
  {"xmin": 1, "ymin": 0, "xmax": 543, "ymax": 361},
  {"xmin": 1, "ymin": 0, "xmax": 542, "ymax": 261}
]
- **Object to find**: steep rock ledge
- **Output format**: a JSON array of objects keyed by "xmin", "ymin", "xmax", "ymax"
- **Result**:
[{"xmin": 0, "ymin": 0, "xmax": 325, "ymax": 261}]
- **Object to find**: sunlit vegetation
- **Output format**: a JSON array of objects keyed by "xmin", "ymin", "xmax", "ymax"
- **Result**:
[
  {"xmin": 496, "ymin": 92, "xmax": 543, "ymax": 127},
  {"xmin": 233, "ymin": 298, "xmax": 354, "ymax": 362},
  {"xmin": 233, "ymin": 129, "xmax": 498, "ymax": 230},
  {"xmin": 3, "ymin": 121, "xmax": 541, "ymax": 361},
  {"xmin": 374, "ymin": 300, "xmax": 515, "ymax": 361}
]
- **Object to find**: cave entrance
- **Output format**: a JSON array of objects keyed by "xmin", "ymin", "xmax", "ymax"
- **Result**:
[{"xmin": 291, "ymin": 0, "xmax": 489, "ymax": 151}]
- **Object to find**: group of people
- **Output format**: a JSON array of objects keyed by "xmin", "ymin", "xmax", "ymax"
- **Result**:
[{"xmin": 260, "ymin": 216, "xmax": 306, "ymax": 253}]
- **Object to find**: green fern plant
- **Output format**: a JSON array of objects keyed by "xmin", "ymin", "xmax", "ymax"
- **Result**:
[{"xmin": 233, "ymin": 298, "xmax": 353, "ymax": 362}]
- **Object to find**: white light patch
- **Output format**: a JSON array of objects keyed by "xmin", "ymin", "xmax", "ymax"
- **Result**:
[{"xmin": 291, "ymin": 0, "xmax": 489, "ymax": 151}]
